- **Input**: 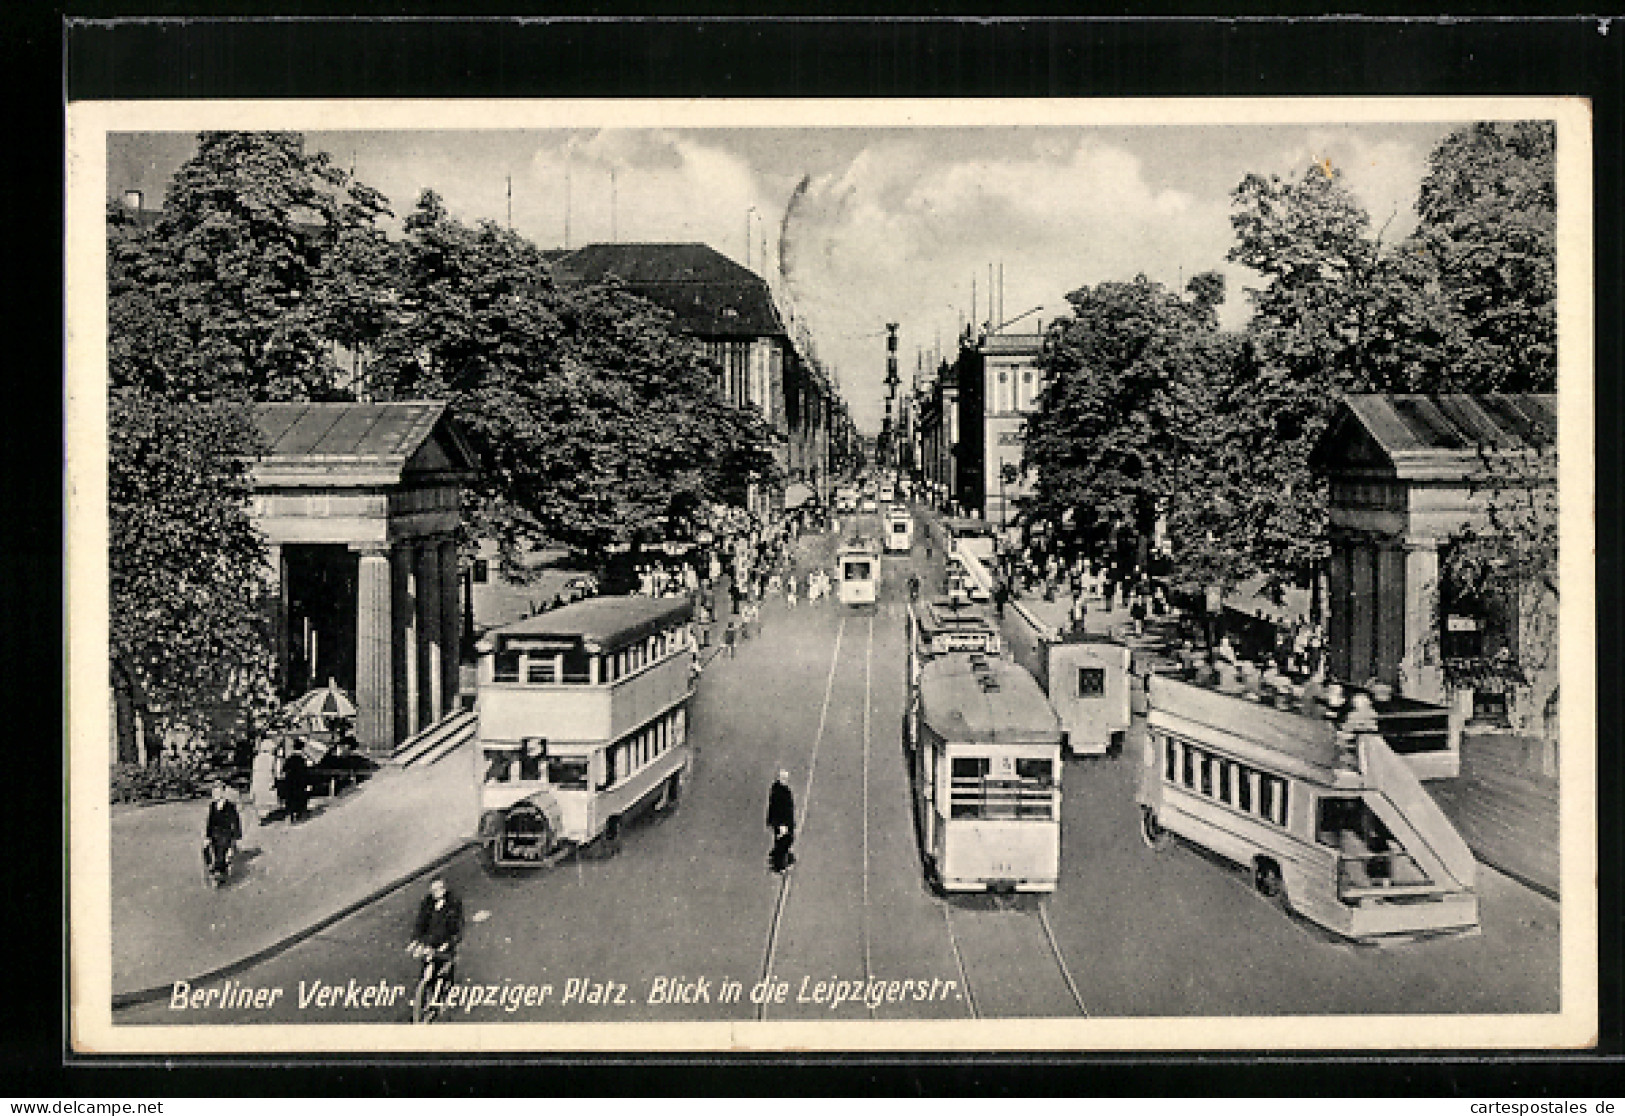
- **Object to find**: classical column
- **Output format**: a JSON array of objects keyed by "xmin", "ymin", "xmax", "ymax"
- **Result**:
[
  {"xmin": 1326, "ymin": 538, "xmax": 1352, "ymax": 682},
  {"xmin": 439, "ymin": 537, "xmax": 461, "ymax": 715},
  {"xmin": 1350, "ymin": 542, "xmax": 1376, "ymax": 685},
  {"xmin": 353, "ymin": 547, "xmax": 394, "ymax": 753},
  {"xmin": 1375, "ymin": 541, "xmax": 1407, "ymax": 687},
  {"xmin": 266, "ymin": 543, "xmax": 289, "ymax": 698},
  {"xmin": 417, "ymin": 540, "xmax": 443, "ymax": 726},
  {"xmin": 1401, "ymin": 541, "xmax": 1445, "ymax": 702},
  {"xmin": 392, "ymin": 544, "xmax": 419, "ymax": 741}
]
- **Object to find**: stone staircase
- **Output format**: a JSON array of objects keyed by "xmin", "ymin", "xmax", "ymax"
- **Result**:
[{"xmin": 391, "ymin": 709, "xmax": 478, "ymax": 768}]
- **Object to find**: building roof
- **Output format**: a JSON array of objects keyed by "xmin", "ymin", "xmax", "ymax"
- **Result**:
[
  {"xmin": 485, "ymin": 596, "xmax": 694, "ymax": 656},
  {"xmin": 549, "ymin": 242, "xmax": 786, "ymax": 339},
  {"xmin": 250, "ymin": 402, "xmax": 479, "ymax": 488},
  {"xmin": 1312, "ymin": 393, "xmax": 1557, "ymax": 482},
  {"xmin": 918, "ymin": 655, "xmax": 1062, "ymax": 746}
]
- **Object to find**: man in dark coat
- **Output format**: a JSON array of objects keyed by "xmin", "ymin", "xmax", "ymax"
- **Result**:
[
  {"xmin": 280, "ymin": 739, "xmax": 311, "ymax": 822},
  {"xmin": 766, "ymin": 769, "xmax": 796, "ymax": 873},
  {"xmin": 203, "ymin": 781, "xmax": 242, "ymax": 878}
]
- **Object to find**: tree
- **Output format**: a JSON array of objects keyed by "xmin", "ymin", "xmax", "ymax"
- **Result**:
[
  {"xmin": 1027, "ymin": 268, "xmax": 1228, "ymax": 571},
  {"xmin": 371, "ymin": 190, "xmax": 781, "ymax": 559},
  {"xmin": 1411, "ymin": 121, "xmax": 1557, "ymax": 392},
  {"xmin": 108, "ymin": 388, "xmax": 276, "ymax": 754},
  {"xmin": 108, "ymin": 131, "xmax": 393, "ymax": 400}
]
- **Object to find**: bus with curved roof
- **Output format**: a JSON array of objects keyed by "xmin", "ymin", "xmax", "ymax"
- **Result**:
[
  {"xmin": 473, "ymin": 596, "xmax": 695, "ymax": 869},
  {"xmin": 1137, "ymin": 674, "xmax": 1479, "ymax": 940}
]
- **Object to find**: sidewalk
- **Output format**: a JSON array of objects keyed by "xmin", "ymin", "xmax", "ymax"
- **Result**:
[{"xmin": 111, "ymin": 746, "xmax": 477, "ymax": 1003}]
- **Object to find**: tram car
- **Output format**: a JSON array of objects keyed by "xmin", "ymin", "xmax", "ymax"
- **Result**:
[
  {"xmin": 1008, "ymin": 633, "xmax": 1132, "ymax": 758},
  {"xmin": 473, "ymin": 596, "xmax": 695, "ymax": 870},
  {"xmin": 837, "ymin": 539, "xmax": 882, "ymax": 607},
  {"xmin": 1137, "ymin": 674, "xmax": 1480, "ymax": 939},
  {"xmin": 883, "ymin": 507, "xmax": 914, "ymax": 553},
  {"xmin": 907, "ymin": 654, "xmax": 1064, "ymax": 893}
]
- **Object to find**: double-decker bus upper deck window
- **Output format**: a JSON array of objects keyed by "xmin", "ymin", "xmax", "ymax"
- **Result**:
[
  {"xmin": 1198, "ymin": 750, "xmax": 1213, "ymax": 796},
  {"xmin": 1165, "ymin": 737, "xmax": 1178, "ymax": 782},
  {"xmin": 546, "ymin": 757, "xmax": 588, "ymax": 790},
  {"xmin": 1077, "ymin": 667, "xmax": 1106, "ymax": 698},
  {"xmin": 494, "ymin": 650, "xmax": 521, "ymax": 683},
  {"xmin": 1182, "ymin": 745, "xmax": 1195, "ymax": 788},
  {"xmin": 1218, "ymin": 759, "xmax": 1234, "ymax": 805},
  {"xmin": 1239, "ymin": 769, "xmax": 1255, "ymax": 812}
]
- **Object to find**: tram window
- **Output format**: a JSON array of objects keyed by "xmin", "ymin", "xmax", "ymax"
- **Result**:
[
  {"xmin": 845, "ymin": 561, "xmax": 872, "ymax": 580},
  {"xmin": 546, "ymin": 757, "xmax": 588, "ymax": 790},
  {"xmin": 527, "ymin": 658, "xmax": 557, "ymax": 684},
  {"xmin": 494, "ymin": 651, "xmax": 521, "ymax": 683},
  {"xmin": 951, "ymin": 756, "xmax": 990, "ymax": 780},
  {"xmin": 483, "ymin": 748, "xmax": 516, "ymax": 783},
  {"xmin": 1076, "ymin": 667, "xmax": 1106, "ymax": 698},
  {"xmin": 519, "ymin": 740, "xmax": 546, "ymax": 781},
  {"xmin": 1016, "ymin": 758, "xmax": 1054, "ymax": 786}
]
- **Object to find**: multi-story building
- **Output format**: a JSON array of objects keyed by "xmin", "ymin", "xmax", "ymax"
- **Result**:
[
  {"xmin": 922, "ymin": 329, "xmax": 1045, "ymax": 524},
  {"xmin": 547, "ymin": 242, "xmax": 841, "ymax": 512}
]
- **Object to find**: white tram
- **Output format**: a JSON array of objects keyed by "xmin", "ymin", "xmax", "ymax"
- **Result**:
[
  {"xmin": 1137, "ymin": 674, "xmax": 1480, "ymax": 939},
  {"xmin": 837, "ymin": 539, "xmax": 882, "ymax": 607},
  {"xmin": 907, "ymin": 654, "xmax": 1064, "ymax": 893},
  {"xmin": 884, "ymin": 508, "xmax": 914, "ymax": 553},
  {"xmin": 473, "ymin": 597, "xmax": 695, "ymax": 869}
]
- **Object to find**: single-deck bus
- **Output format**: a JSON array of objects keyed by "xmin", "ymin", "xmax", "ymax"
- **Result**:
[
  {"xmin": 473, "ymin": 596, "xmax": 695, "ymax": 870},
  {"xmin": 884, "ymin": 508, "xmax": 914, "ymax": 553},
  {"xmin": 1137, "ymin": 674, "xmax": 1479, "ymax": 940},
  {"xmin": 907, "ymin": 654, "xmax": 1064, "ymax": 892},
  {"xmin": 837, "ymin": 540, "xmax": 882, "ymax": 607}
]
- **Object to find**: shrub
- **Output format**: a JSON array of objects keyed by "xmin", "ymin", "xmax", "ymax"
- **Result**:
[{"xmin": 110, "ymin": 757, "xmax": 215, "ymax": 804}]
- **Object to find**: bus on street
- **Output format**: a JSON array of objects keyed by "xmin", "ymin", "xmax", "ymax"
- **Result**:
[
  {"xmin": 1137, "ymin": 674, "xmax": 1480, "ymax": 940},
  {"xmin": 473, "ymin": 597, "xmax": 695, "ymax": 870}
]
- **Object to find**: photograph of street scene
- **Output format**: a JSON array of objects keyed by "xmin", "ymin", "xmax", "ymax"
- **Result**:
[{"xmin": 71, "ymin": 101, "xmax": 1590, "ymax": 1050}]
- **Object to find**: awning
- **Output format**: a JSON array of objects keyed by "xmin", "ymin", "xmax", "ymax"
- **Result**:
[{"xmin": 783, "ymin": 482, "xmax": 815, "ymax": 509}]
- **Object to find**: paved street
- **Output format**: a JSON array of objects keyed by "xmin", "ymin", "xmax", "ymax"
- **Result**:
[{"xmin": 119, "ymin": 511, "xmax": 1559, "ymax": 1027}]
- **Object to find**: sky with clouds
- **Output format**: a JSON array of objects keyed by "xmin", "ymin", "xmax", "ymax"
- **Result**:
[{"xmin": 109, "ymin": 121, "xmax": 1460, "ymax": 433}]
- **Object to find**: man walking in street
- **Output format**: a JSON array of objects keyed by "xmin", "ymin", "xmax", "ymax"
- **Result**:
[{"xmin": 766, "ymin": 769, "xmax": 796, "ymax": 873}]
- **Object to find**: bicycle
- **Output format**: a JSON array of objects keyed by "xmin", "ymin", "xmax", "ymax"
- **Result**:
[{"xmin": 407, "ymin": 940, "xmax": 457, "ymax": 1023}]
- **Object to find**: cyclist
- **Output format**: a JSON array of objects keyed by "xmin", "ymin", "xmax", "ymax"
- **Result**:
[
  {"xmin": 907, "ymin": 573, "xmax": 921, "ymax": 603},
  {"xmin": 408, "ymin": 877, "xmax": 463, "ymax": 1021},
  {"xmin": 202, "ymin": 781, "xmax": 242, "ymax": 887}
]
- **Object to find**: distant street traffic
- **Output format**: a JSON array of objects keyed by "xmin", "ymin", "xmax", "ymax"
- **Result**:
[{"xmin": 121, "ymin": 512, "xmax": 1560, "ymax": 1026}]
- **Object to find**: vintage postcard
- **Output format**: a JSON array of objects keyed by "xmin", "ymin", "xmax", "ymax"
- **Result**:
[{"xmin": 67, "ymin": 97, "xmax": 1596, "ymax": 1054}]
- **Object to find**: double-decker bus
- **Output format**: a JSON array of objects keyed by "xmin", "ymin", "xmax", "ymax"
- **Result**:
[
  {"xmin": 837, "ymin": 539, "xmax": 882, "ymax": 607},
  {"xmin": 1010, "ymin": 634, "xmax": 1132, "ymax": 758},
  {"xmin": 473, "ymin": 597, "xmax": 695, "ymax": 870},
  {"xmin": 1137, "ymin": 674, "xmax": 1480, "ymax": 940},
  {"xmin": 907, "ymin": 654, "xmax": 1064, "ymax": 893},
  {"xmin": 883, "ymin": 508, "xmax": 914, "ymax": 553}
]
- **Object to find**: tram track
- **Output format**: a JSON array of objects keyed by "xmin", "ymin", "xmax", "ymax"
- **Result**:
[
  {"xmin": 937, "ymin": 893, "xmax": 1089, "ymax": 1019},
  {"xmin": 756, "ymin": 613, "xmax": 848, "ymax": 1022}
]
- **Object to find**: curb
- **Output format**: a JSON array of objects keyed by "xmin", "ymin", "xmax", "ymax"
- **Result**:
[{"xmin": 111, "ymin": 837, "xmax": 477, "ymax": 1010}]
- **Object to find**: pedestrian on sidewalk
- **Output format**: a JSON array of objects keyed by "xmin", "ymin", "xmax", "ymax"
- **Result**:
[
  {"xmin": 280, "ymin": 739, "xmax": 312, "ymax": 823},
  {"xmin": 248, "ymin": 739, "xmax": 280, "ymax": 825},
  {"xmin": 1131, "ymin": 591, "xmax": 1148, "ymax": 638},
  {"xmin": 766, "ymin": 769, "xmax": 796, "ymax": 873},
  {"xmin": 786, "ymin": 573, "xmax": 798, "ymax": 609}
]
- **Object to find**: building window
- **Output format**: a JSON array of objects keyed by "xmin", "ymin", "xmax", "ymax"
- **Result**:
[{"xmin": 473, "ymin": 559, "xmax": 489, "ymax": 584}]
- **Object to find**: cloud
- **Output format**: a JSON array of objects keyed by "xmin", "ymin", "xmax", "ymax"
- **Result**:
[{"xmin": 775, "ymin": 137, "xmax": 1235, "ymax": 429}]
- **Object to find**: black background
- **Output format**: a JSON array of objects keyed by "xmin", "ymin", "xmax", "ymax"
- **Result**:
[{"xmin": 19, "ymin": 5, "xmax": 1623, "ymax": 1098}]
